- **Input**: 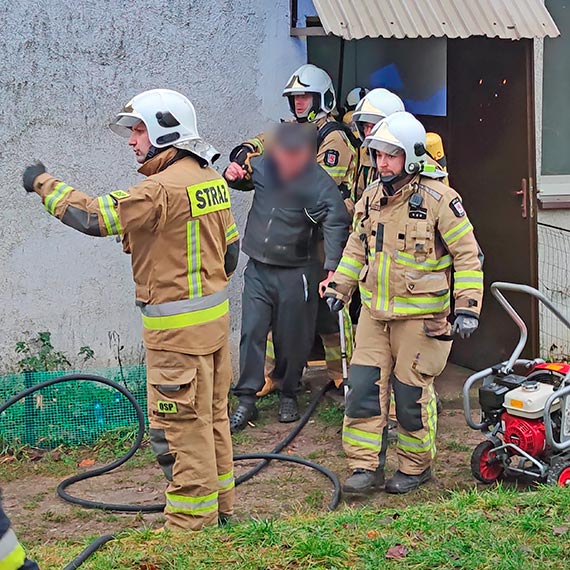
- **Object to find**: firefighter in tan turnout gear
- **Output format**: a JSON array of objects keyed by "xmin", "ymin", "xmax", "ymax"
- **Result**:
[
  {"xmin": 22, "ymin": 89, "xmax": 240, "ymax": 530},
  {"xmin": 326, "ymin": 111, "xmax": 483, "ymax": 494},
  {"xmin": 228, "ymin": 64, "xmax": 356, "ymax": 428}
]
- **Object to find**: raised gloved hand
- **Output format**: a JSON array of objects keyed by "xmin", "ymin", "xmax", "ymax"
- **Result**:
[
  {"xmin": 23, "ymin": 161, "xmax": 46, "ymax": 192},
  {"xmin": 452, "ymin": 311, "xmax": 479, "ymax": 339},
  {"xmin": 325, "ymin": 295, "xmax": 344, "ymax": 313}
]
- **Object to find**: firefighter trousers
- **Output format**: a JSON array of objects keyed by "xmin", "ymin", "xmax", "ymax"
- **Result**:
[
  {"xmin": 343, "ymin": 307, "xmax": 452, "ymax": 475},
  {"xmin": 234, "ymin": 259, "xmax": 319, "ymax": 402},
  {"xmin": 147, "ymin": 344, "xmax": 234, "ymax": 531}
]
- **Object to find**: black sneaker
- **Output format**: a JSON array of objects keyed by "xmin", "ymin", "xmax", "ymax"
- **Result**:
[
  {"xmin": 343, "ymin": 468, "xmax": 385, "ymax": 494},
  {"xmin": 385, "ymin": 468, "xmax": 432, "ymax": 494},
  {"xmin": 230, "ymin": 402, "xmax": 258, "ymax": 433},
  {"xmin": 278, "ymin": 396, "xmax": 300, "ymax": 423}
]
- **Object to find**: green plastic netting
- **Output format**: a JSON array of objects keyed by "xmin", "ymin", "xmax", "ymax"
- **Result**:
[{"xmin": 0, "ymin": 365, "xmax": 147, "ymax": 449}]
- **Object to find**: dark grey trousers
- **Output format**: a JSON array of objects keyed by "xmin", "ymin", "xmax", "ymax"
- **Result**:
[{"xmin": 234, "ymin": 259, "xmax": 319, "ymax": 402}]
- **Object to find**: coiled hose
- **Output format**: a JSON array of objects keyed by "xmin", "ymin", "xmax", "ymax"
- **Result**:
[{"xmin": 0, "ymin": 374, "xmax": 341, "ymax": 569}]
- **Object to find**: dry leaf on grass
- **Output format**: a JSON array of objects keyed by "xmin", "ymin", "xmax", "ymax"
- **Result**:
[
  {"xmin": 385, "ymin": 544, "xmax": 409, "ymax": 560},
  {"xmin": 366, "ymin": 530, "xmax": 380, "ymax": 539},
  {"xmin": 78, "ymin": 458, "xmax": 95, "ymax": 468},
  {"xmin": 553, "ymin": 526, "xmax": 569, "ymax": 536}
]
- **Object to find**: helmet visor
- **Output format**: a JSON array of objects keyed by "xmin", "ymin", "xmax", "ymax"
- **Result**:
[{"xmin": 109, "ymin": 112, "xmax": 143, "ymax": 138}]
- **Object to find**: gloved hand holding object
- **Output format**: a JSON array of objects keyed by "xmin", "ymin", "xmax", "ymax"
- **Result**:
[
  {"xmin": 452, "ymin": 311, "xmax": 479, "ymax": 339},
  {"xmin": 23, "ymin": 161, "xmax": 46, "ymax": 192},
  {"xmin": 325, "ymin": 294, "xmax": 344, "ymax": 313}
]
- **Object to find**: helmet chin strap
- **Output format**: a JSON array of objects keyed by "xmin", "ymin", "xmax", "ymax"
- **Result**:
[
  {"xmin": 291, "ymin": 94, "xmax": 321, "ymax": 123},
  {"xmin": 145, "ymin": 145, "xmax": 170, "ymax": 162}
]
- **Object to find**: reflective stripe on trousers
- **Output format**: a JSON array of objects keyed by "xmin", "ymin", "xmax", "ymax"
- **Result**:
[
  {"xmin": 218, "ymin": 470, "xmax": 235, "ymax": 493},
  {"xmin": 141, "ymin": 287, "xmax": 229, "ymax": 330},
  {"xmin": 166, "ymin": 490, "xmax": 219, "ymax": 516},
  {"xmin": 0, "ymin": 529, "xmax": 26, "ymax": 570},
  {"xmin": 397, "ymin": 389, "xmax": 438, "ymax": 458},
  {"xmin": 342, "ymin": 425, "xmax": 382, "ymax": 452}
]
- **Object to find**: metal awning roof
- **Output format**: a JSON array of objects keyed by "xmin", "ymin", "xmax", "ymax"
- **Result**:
[{"xmin": 311, "ymin": 0, "xmax": 560, "ymax": 40}]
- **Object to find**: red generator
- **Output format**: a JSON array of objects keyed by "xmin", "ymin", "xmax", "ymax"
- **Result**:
[{"xmin": 463, "ymin": 283, "xmax": 570, "ymax": 486}]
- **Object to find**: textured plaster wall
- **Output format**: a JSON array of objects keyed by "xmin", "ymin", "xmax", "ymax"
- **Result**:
[{"xmin": 0, "ymin": 0, "xmax": 306, "ymax": 372}]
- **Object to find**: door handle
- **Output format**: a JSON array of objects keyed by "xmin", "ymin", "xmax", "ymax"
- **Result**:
[{"xmin": 516, "ymin": 178, "xmax": 528, "ymax": 219}]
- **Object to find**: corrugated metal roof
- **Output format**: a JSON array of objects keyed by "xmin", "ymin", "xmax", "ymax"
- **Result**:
[{"xmin": 312, "ymin": 0, "xmax": 560, "ymax": 40}]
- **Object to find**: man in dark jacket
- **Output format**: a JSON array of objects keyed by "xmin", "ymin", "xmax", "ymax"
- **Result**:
[{"xmin": 225, "ymin": 123, "xmax": 350, "ymax": 429}]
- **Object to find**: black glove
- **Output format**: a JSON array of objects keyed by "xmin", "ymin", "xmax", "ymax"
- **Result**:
[
  {"xmin": 452, "ymin": 311, "xmax": 479, "ymax": 339},
  {"xmin": 229, "ymin": 144, "xmax": 256, "ymax": 167},
  {"xmin": 326, "ymin": 295, "xmax": 344, "ymax": 313},
  {"xmin": 23, "ymin": 161, "xmax": 46, "ymax": 192}
]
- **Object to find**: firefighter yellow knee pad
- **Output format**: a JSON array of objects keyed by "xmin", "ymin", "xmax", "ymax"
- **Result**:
[
  {"xmin": 345, "ymin": 365, "xmax": 381, "ymax": 418},
  {"xmin": 392, "ymin": 376, "xmax": 423, "ymax": 432}
]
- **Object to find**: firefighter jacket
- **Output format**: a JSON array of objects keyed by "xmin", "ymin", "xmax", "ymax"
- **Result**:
[
  {"xmin": 0, "ymin": 499, "xmax": 38, "ymax": 570},
  {"xmin": 326, "ymin": 174, "xmax": 483, "ymax": 327},
  {"xmin": 226, "ymin": 154, "xmax": 350, "ymax": 271},
  {"xmin": 233, "ymin": 115, "xmax": 357, "ymax": 201},
  {"xmin": 33, "ymin": 148, "xmax": 240, "ymax": 355},
  {"xmin": 353, "ymin": 148, "xmax": 375, "ymax": 204}
]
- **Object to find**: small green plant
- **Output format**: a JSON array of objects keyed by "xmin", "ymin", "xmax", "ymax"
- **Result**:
[{"xmin": 15, "ymin": 331, "xmax": 94, "ymax": 372}]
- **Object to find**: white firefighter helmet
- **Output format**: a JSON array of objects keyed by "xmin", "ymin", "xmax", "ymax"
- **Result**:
[
  {"xmin": 109, "ymin": 89, "xmax": 219, "ymax": 165},
  {"xmin": 282, "ymin": 64, "xmax": 336, "ymax": 122},
  {"xmin": 345, "ymin": 87, "xmax": 369, "ymax": 111},
  {"xmin": 364, "ymin": 111, "xmax": 427, "ymax": 175},
  {"xmin": 352, "ymin": 89, "xmax": 405, "ymax": 141}
]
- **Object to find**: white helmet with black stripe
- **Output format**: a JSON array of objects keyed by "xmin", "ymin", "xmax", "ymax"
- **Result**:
[
  {"xmin": 352, "ymin": 88, "xmax": 405, "ymax": 141},
  {"xmin": 282, "ymin": 64, "xmax": 336, "ymax": 123},
  {"xmin": 110, "ymin": 89, "xmax": 219, "ymax": 165}
]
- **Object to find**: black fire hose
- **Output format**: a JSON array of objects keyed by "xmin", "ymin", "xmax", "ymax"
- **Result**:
[{"xmin": 0, "ymin": 374, "xmax": 340, "ymax": 568}]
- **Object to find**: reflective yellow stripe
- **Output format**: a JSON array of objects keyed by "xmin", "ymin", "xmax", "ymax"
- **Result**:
[
  {"xmin": 218, "ymin": 471, "xmax": 235, "ymax": 493},
  {"xmin": 247, "ymin": 137, "xmax": 264, "ymax": 153},
  {"xmin": 166, "ymin": 491, "xmax": 218, "ymax": 515},
  {"xmin": 442, "ymin": 218, "xmax": 473, "ymax": 245},
  {"xmin": 44, "ymin": 182, "xmax": 73, "ymax": 215},
  {"xmin": 187, "ymin": 220, "xmax": 203, "ymax": 298},
  {"xmin": 0, "ymin": 529, "xmax": 26, "ymax": 570},
  {"xmin": 98, "ymin": 195, "xmax": 122, "ymax": 235},
  {"xmin": 226, "ymin": 222, "xmax": 239, "ymax": 242},
  {"xmin": 359, "ymin": 285, "xmax": 372, "ymax": 308},
  {"xmin": 337, "ymin": 256, "xmax": 363, "ymax": 280},
  {"xmin": 265, "ymin": 337, "xmax": 275, "ymax": 359},
  {"xmin": 398, "ymin": 391, "xmax": 437, "ymax": 456},
  {"xmin": 376, "ymin": 253, "xmax": 390, "ymax": 312},
  {"xmin": 394, "ymin": 251, "xmax": 453, "ymax": 271},
  {"xmin": 393, "ymin": 292, "xmax": 450, "ymax": 315},
  {"xmin": 323, "ymin": 166, "xmax": 348, "ymax": 176},
  {"xmin": 343, "ymin": 426, "xmax": 382, "ymax": 452},
  {"xmin": 454, "ymin": 270, "xmax": 484, "ymax": 290},
  {"xmin": 142, "ymin": 299, "xmax": 229, "ymax": 330}
]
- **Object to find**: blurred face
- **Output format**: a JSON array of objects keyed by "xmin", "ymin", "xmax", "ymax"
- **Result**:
[
  {"xmin": 375, "ymin": 149, "xmax": 406, "ymax": 178},
  {"xmin": 293, "ymin": 93, "xmax": 314, "ymax": 116},
  {"xmin": 270, "ymin": 144, "xmax": 313, "ymax": 182},
  {"xmin": 362, "ymin": 122, "xmax": 376, "ymax": 138},
  {"xmin": 128, "ymin": 122, "xmax": 152, "ymax": 164}
]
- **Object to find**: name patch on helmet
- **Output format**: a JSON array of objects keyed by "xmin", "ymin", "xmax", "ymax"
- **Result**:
[
  {"xmin": 449, "ymin": 197, "xmax": 466, "ymax": 218},
  {"xmin": 324, "ymin": 149, "xmax": 339, "ymax": 167},
  {"xmin": 187, "ymin": 179, "xmax": 231, "ymax": 216}
]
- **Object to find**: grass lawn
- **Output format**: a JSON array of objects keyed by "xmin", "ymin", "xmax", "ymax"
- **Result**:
[{"xmin": 28, "ymin": 485, "xmax": 570, "ymax": 570}]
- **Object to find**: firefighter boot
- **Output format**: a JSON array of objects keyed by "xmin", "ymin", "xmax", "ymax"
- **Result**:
[
  {"xmin": 385, "ymin": 468, "xmax": 432, "ymax": 494},
  {"xmin": 279, "ymin": 395, "xmax": 300, "ymax": 423},
  {"xmin": 344, "ymin": 426, "xmax": 388, "ymax": 494},
  {"xmin": 230, "ymin": 401, "xmax": 258, "ymax": 433}
]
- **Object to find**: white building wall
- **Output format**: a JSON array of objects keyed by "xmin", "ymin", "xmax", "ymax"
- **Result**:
[{"xmin": 0, "ymin": 0, "xmax": 306, "ymax": 372}]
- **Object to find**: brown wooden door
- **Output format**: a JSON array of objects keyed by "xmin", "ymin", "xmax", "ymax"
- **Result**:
[{"xmin": 447, "ymin": 37, "xmax": 538, "ymax": 370}]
